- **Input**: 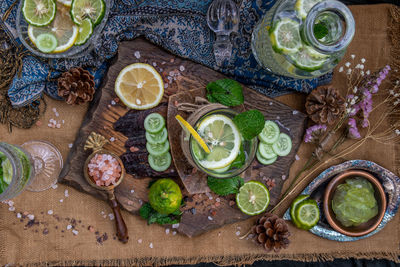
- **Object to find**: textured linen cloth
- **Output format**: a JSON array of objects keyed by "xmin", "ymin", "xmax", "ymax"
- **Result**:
[
  {"xmin": 0, "ymin": 4, "xmax": 399, "ymax": 266},
  {"xmin": 2, "ymin": 0, "xmax": 332, "ymax": 107}
]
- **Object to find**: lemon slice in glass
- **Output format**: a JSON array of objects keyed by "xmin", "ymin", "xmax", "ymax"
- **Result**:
[
  {"xmin": 28, "ymin": 5, "xmax": 79, "ymax": 53},
  {"xmin": 115, "ymin": 63, "xmax": 164, "ymax": 110},
  {"xmin": 196, "ymin": 114, "xmax": 241, "ymax": 170}
]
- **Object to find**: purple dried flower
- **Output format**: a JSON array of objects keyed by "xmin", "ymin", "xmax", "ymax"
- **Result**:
[
  {"xmin": 348, "ymin": 118, "xmax": 361, "ymax": 139},
  {"xmin": 304, "ymin": 124, "xmax": 327, "ymax": 143}
]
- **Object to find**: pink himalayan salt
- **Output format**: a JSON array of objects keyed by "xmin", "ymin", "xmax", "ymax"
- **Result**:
[{"xmin": 88, "ymin": 154, "xmax": 122, "ymax": 186}]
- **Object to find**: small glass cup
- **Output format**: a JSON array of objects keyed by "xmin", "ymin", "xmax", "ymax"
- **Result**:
[
  {"xmin": 0, "ymin": 142, "xmax": 35, "ymax": 201},
  {"xmin": 181, "ymin": 108, "xmax": 257, "ymax": 178}
]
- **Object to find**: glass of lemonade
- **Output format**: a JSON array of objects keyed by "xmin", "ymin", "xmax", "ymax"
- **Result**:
[
  {"xmin": 182, "ymin": 108, "xmax": 257, "ymax": 178},
  {"xmin": 251, "ymin": 0, "xmax": 355, "ymax": 79}
]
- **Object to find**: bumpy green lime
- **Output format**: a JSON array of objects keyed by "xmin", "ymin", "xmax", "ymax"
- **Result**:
[{"xmin": 148, "ymin": 178, "xmax": 182, "ymax": 215}]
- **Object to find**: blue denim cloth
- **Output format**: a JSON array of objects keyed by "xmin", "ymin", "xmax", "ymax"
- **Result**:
[{"xmin": 2, "ymin": 0, "xmax": 332, "ymax": 107}]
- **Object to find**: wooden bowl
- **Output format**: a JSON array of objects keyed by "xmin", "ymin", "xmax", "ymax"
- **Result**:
[{"xmin": 323, "ymin": 170, "xmax": 386, "ymax": 237}]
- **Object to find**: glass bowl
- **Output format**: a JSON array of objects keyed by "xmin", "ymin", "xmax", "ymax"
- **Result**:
[
  {"xmin": 16, "ymin": 0, "xmax": 112, "ymax": 59},
  {"xmin": 185, "ymin": 108, "xmax": 258, "ymax": 179}
]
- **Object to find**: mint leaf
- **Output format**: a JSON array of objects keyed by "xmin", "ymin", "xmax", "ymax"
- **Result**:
[
  {"xmin": 206, "ymin": 79, "xmax": 244, "ymax": 107},
  {"xmin": 207, "ymin": 176, "xmax": 244, "ymax": 196},
  {"xmin": 233, "ymin": 110, "xmax": 265, "ymax": 140},
  {"xmin": 230, "ymin": 145, "xmax": 245, "ymax": 169},
  {"xmin": 139, "ymin": 202, "xmax": 182, "ymax": 225},
  {"xmin": 313, "ymin": 23, "xmax": 328, "ymax": 40}
]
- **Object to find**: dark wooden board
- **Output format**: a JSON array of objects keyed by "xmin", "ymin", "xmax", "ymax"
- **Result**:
[{"xmin": 59, "ymin": 38, "xmax": 307, "ymax": 237}]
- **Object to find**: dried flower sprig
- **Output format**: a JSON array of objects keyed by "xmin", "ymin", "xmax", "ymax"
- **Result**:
[{"xmin": 271, "ymin": 58, "xmax": 395, "ymax": 213}]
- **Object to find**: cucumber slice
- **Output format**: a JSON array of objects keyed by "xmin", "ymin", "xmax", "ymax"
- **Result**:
[
  {"xmin": 144, "ymin": 113, "xmax": 165, "ymax": 134},
  {"xmin": 146, "ymin": 141, "xmax": 169, "ymax": 156},
  {"xmin": 146, "ymin": 128, "xmax": 168, "ymax": 145},
  {"xmin": 258, "ymin": 120, "xmax": 280, "ymax": 144},
  {"xmin": 35, "ymin": 33, "xmax": 58, "ymax": 53},
  {"xmin": 258, "ymin": 142, "xmax": 277, "ymax": 159},
  {"xmin": 212, "ymin": 165, "xmax": 231, "ymax": 174},
  {"xmin": 256, "ymin": 150, "xmax": 277, "ymax": 165},
  {"xmin": 148, "ymin": 152, "xmax": 171, "ymax": 172},
  {"xmin": 272, "ymin": 133, "xmax": 292, "ymax": 157},
  {"xmin": 294, "ymin": 199, "xmax": 320, "ymax": 230},
  {"xmin": 290, "ymin": 194, "xmax": 309, "ymax": 227}
]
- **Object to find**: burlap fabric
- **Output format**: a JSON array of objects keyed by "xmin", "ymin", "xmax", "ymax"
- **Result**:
[{"xmin": 1, "ymin": 4, "xmax": 399, "ymax": 266}]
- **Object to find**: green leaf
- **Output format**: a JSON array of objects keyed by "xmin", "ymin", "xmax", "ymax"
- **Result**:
[
  {"xmin": 139, "ymin": 202, "xmax": 182, "ymax": 225},
  {"xmin": 229, "ymin": 145, "xmax": 245, "ymax": 169},
  {"xmin": 139, "ymin": 203, "xmax": 153, "ymax": 220},
  {"xmin": 206, "ymin": 79, "xmax": 244, "ymax": 107},
  {"xmin": 233, "ymin": 110, "xmax": 265, "ymax": 140},
  {"xmin": 313, "ymin": 23, "xmax": 328, "ymax": 40},
  {"xmin": 207, "ymin": 176, "xmax": 244, "ymax": 196}
]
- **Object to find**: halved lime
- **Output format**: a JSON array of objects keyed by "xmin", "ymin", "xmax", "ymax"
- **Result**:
[
  {"xmin": 270, "ymin": 18, "xmax": 302, "ymax": 54},
  {"xmin": 23, "ymin": 0, "xmax": 56, "ymax": 27},
  {"xmin": 289, "ymin": 46, "xmax": 327, "ymax": 71},
  {"xmin": 294, "ymin": 199, "xmax": 320, "ymax": 230},
  {"xmin": 146, "ymin": 141, "xmax": 169, "ymax": 157},
  {"xmin": 148, "ymin": 152, "xmax": 171, "ymax": 172},
  {"xmin": 256, "ymin": 150, "xmax": 277, "ymax": 165},
  {"xmin": 258, "ymin": 142, "xmax": 277, "ymax": 159},
  {"xmin": 272, "ymin": 133, "xmax": 292, "ymax": 157},
  {"xmin": 75, "ymin": 18, "xmax": 93, "ymax": 45},
  {"xmin": 1, "ymin": 158, "xmax": 13, "ymax": 185},
  {"xmin": 71, "ymin": 0, "xmax": 105, "ymax": 25},
  {"xmin": 144, "ymin": 113, "xmax": 165, "ymax": 134},
  {"xmin": 236, "ymin": 181, "xmax": 270, "ymax": 215},
  {"xmin": 35, "ymin": 33, "xmax": 58, "ymax": 53},
  {"xmin": 258, "ymin": 120, "xmax": 280, "ymax": 144},
  {"xmin": 290, "ymin": 194, "xmax": 309, "ymax": 227},
  {"xmin": 146, "ymin": 128, "xmax": 168, "ymax": 145},
  {"xmin": 197, "ymin": 114, "xmax": 241, "ymax": 170},
  {"xmin": 295, "ymin": 0, "xmax": 322, "ymax": 20}
]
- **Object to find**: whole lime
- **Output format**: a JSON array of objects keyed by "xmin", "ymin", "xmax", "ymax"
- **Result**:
[{"xmin": 148, "ymin": 178, "xmax": 182, "ymax": 215}]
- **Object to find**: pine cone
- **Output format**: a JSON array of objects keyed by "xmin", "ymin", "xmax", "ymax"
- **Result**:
[
  {"xmin": 252, "ymin": 213, "xmax": 290, "ymax": 252},
  {"xmin": 58, "ymin": 67, "xmax": 95, "ymax": 105},
  {"xmin": 305, "ymin": 87, "xmax": 345, "ymax": 125}
]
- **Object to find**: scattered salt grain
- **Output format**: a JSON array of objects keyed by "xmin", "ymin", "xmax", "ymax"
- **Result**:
[
  {"xmin": 208, "ymin": 216, "xmax": 213, "ymax": 221},
  {"xmin": 172, "ymin": 223, "xmax": 179, "ymax": 229},
  {"xmin": 351, "ymin": 54, "xmax": 355, "ymax": 59},
  {"xmin": 295, "ymin": 154, "xmax": 300, "ymax": 161},
  {"xmin": 152, "ymin": 62, "xmax": 157, "ymax": 67},
  {"xmin": 108, "ymin": 213, "xmax": 115, "ymax": 220},
  {"xmin": 138, "ymin": 199, "xmax": 143, "ymax": 205},
  {"xmin": 127, "ymin": 200, "xmax": 133, "ymax": 205},
  {"xmin": 149, "ymin": 243, "xmax": 153, "ymax": 248},
  {"xmin": 292, "ymin": 110, "xmax": 299, "ymax": 115},
  {"xmin": 215, "ymin": 198, "xmax": 220, "ymax": 203},
  {"xmin": 345, "ymin": 62, "xmax": 351, "ymax": 67},
  {"xmin": 17, "ymin": 213, "xmax": 21, "ymax": 218},
  {"xmin": 164, "ymin": 83, "xmax": 169, "ymax": 89},
  {"xmin": 59, "ymin": 199, "xmax": 64, "ymax": 203},
  {"xmin": 51, "ymin": 184, "xmax": 58, "ymax": 189},
  {"xmin": 361, "ymin": 58, "xmax": 366, "ymax": 63},
  {"xmin": 134, "ymin": 51, "xmax": 141, "ymax": 59},
  {"xmin": 68, "ymin": 143, "xmax": 73, "ymax": 148},
  {"xmin": 72, "ymin": 229, "xmax": 79, "ymax": 235},
  {"xmin": 281, "ymin": 175, "xmax": 286, "ymax": 181},
  {"xmin": 235, "ymin": 231, "xmax": 241, "ymax": 236},
  {"xmin": 130, "ymin": 189, "xmax": 135, "ymax": 194},
  {"xmin": 338, "ymin": 66, "xmax": 344, "ymax": 72},
  {"xmin": 138, "ymin": 239, "xmax": 143, "ymax": 244},
  {"xmin": 55, "ymin": 112, "xmax": 59, "ymax": 117},
  {"xmin": 64, "ymin": 189, "xmax": 69, "ymax": 197},
  {"xmin": 111, "ymin": 100, "xmax": 116, "ymax": 106},
  {"xmin": 27, "ymin": 214, "xmax": 34, "ymax": 221},
  {"xmin": 269, "ymin": 102, "xmax": 273, "ymax": 106},
  {"xmin": 165, "ymin": 228, "xmax": 170, "ymax": 234},
  {"xmin": 47, "ymin": 210, "xmax": 53, "ymax": 215},
  {"xmin": 9, "ymin": 206, "xmax": 15, "ymax": 211},
  {"xmin": 179, "ymin": 65, "xmax": 185, "ymax": 71},
  {"xmin": 110, "ymin": 137, "xmax": 115, "ymax": 142},
  {"xmin": 276, "ymin": 116, "xmax": 280, "ymax": 120},
  {"xmin": 52, "ymin": 108, "xmax": 57, "ymax": 113},
  {"xmin": 172, "ymin": 231, "xmax": 177, "ymax": 236},
  {"xmin": 67, "ymin": 224, "xmax": 72, "ymax": 230}
]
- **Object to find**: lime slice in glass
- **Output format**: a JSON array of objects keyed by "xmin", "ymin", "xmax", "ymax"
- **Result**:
[
  {"xmin": 294, "ymin": 199, "xmax": 320, "ymax": 230},
  {"xmin": 289, "ymin": 46, "xmax": 327, "ymax": 71},
  {"xmin": 22, "ymin": 0, "xmax": 56, "ymax": 27},
  {"xmin": 71, "ymin": 0, "xmax": 106, "ymax": 25},
  {"xmin": 270, "ymin": 18, "xmax": 302, "ymax": 54},
  {"xmin": 295, "ymin": 0, "xmax": 322, "ymax": 20},
  {"xmin": 1, "ymin": 158, "xmax": 13, "ymax": 185},
  {"xmin": 75, "ymin": 18, "xmax": 93, "ymax": 45},
  {"xmin": 236, "ymin": 181, "xmax": 270, "ymax": 215},
  {"xmin": 35, "ymin": 33, "xmax": 58, "ymax": 53}
]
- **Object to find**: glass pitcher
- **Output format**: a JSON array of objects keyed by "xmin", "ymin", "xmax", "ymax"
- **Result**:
[{"xmin": 251, "ymin": 0, "xmax": 355, "ymax": 79}]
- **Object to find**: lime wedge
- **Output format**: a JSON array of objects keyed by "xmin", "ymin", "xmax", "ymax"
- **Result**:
[
  {"xmin": 289, "ymin": 46, "xmax": 327, "ymax": 71},
  {"xmin": 236, "ymin": 181, "xmax": 270, "ymax": 215},
  {"xmin": 22, "ymin": 0, "xmax": 56, "ymax": 27},
  {"xmin": 75, "ymin": 18, "xmax": 93, "ymax": 45},
  {"xmin": 1, "ymin": 158, "xmax": 13, "ymax": 185},
  {"xmin": 294, "ymin": 199, "xmax": 320, "ymax": 230},
  {"xmin": 36, "ymin": 33, "xmax": 58, "ymax": 53},
  {"xmin": 71, "ymin": 0, "xmax": 105, "ymax": 26},
  {"xmin": 270, "ymin": 18, "xmax": 302, "ymax": 54},
  {"xmin": 295, "ymin": 0, "xmax": 322, "ymax": 20}
]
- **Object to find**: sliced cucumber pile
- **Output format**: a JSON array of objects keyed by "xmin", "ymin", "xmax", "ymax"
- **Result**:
[
  {"xmin": 256, "ymin": 120, "xmax": 292, "ymax": 165},
  {"xmin": 144, "ymin": 113, "xmax": 171, "ymax": 172}
]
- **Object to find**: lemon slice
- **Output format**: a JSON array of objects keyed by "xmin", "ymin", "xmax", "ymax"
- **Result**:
[
  {"xmin": 115, "ymin": 63, "xmax": 164, "ymax": 110},
  {"xmin": 28, "ymin": 5, "xmax": 79, "ymax": 53},
  {"xmin": 57, "ymin": 0, "xmax": 72, "ymax": 7},
  {"xmin": 175, "ymin": 115, "xmax": 210, "ymax": 154},
  {"xmin": 196, "ymin": 114, "xmax": 241, "ymax": 170}
]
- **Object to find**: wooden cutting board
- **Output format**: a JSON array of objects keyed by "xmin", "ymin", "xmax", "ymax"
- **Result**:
[{"xmin": 59, "ymin": 38, "xmax": 307, "ymax": 237}]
